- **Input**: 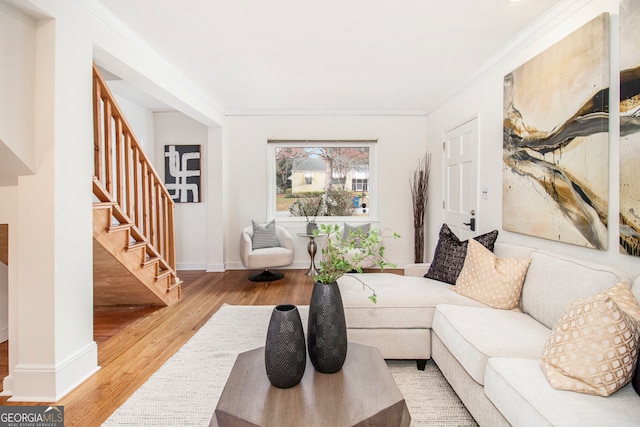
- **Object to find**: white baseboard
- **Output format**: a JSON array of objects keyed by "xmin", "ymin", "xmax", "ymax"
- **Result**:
[
  {"xmin": 206, "ymin": 263, "xmax": 225, "ymax": 272},
  {"xmin": 9, "ymin": 341, "xmax": 99, "ymax": 402},
  {"xmin": 176, "ymin": 262, "xmax": 207, "ymax": 271},
  {"xmin": 1, "ymin": 375, "xmax": 11, "ymax": 396}
]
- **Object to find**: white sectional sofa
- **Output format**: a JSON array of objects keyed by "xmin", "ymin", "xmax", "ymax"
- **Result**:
[{"xmin": 337, "ymin": 242, "xmax": 640, "ymax": 427}]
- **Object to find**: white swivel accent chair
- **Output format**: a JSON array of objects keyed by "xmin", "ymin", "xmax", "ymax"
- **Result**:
[{"xmin": 240, "ymin": 224, "xmax": 295, "ymax": 282}]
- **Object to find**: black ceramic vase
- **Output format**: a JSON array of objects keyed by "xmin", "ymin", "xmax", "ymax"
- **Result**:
[
  {"xmin": 264, "ymin": 304, "xmax": 306, "ymax": 388},
  {"xmin": 307, "ymin": 281, "xmax": 348, "ymax": 373}
]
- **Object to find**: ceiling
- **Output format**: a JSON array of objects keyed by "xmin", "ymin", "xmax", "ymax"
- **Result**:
[{"xmin": 97, "ymin": 0, "xmax": 562, "ymax": 116}]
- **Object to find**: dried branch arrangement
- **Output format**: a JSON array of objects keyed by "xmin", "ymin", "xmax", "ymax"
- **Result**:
[{"xmin": 410, "ymin": 152, "xmax": 431, "ymax": 263}]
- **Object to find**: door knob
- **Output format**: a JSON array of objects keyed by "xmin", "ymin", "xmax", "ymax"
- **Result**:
[{"xmin": 463, "ymin": 217, "xmax": 476, "ymax": 231}]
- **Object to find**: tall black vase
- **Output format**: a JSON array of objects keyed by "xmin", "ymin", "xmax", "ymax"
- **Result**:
[
  {"xmin": 307, "ymin": 281, "xmax": 348, "ymax": 373},
  {"xmin": 264, "ymin": 304, "xmax": 306, "ymax": 388}
]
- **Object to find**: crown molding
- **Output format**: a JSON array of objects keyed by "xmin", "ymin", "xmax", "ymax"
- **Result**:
[{"xmin": 224, "ymin": 109, "xmax": 428, "ymax": 118}]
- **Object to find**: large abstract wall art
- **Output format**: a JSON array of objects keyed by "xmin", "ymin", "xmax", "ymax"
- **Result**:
[
  {"xmin": 620, "ymin": 0, "xmax": 640, "ymax": 256},
  {"xmin": 503, "ymin": 13, "xmax": 610, "ymax": 250},
  {"xmin": 164, "ymin": 145, "xmax": 201, "ymax": 203}
]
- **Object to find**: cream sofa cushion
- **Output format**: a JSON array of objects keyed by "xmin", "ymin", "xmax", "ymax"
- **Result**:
[
  {"xmin": 432, "ymin": 304, "xmax": 550, "ymax": 385},
  {"xmin": 521, "ymin": 251, "xmax": 625, "ymax": 329},
  {"xmin": 492, "ymin": 241, "xmax": 534, "ymax": 259},
  {"xmin": 338, "ymin": 273, "xmax": 487, "ymax": 329},
  {"xmin": 485, "ymin": 358, "xmax": 640, "ymax": 427}
]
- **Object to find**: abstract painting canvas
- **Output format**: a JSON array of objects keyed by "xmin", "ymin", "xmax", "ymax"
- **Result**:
[
  {"xmin": 620, "ymin": 0, "xmax": 640, "ymax": 256},
  {"xmin": 164, "ymin": 145, "xmax": 201, "ymax": 203},
  {"xmin": 503, "ymin": 13, "xmax": 610, "ymax": 250}
]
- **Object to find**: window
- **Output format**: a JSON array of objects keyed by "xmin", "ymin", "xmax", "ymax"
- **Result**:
[
  {"xmin": 352, "ymin": 178, "xmax": 368, "ymax": 192},
  {"xmin": 268, "ymin": 140, "xmax": 376, "ymax": 220},
  {"xmin": 304, "ymin": 171, "xmax": 313, "ymax": 185}
]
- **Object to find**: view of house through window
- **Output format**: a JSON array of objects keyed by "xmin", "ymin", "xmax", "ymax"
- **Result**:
[{"xmin": 271, "ymin": 142, "xmax": 374, "ymax": 219}]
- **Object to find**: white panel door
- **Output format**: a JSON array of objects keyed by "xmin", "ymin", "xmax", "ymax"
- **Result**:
[{"xmin": 443, "ymin": 118, "xmax": 478, "ymax": 241}]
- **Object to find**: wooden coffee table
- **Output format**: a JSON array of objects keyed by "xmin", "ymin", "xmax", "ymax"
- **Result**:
[{"xmin": 212, "ymin": 342, "xmax": 410, "ymax": 426}]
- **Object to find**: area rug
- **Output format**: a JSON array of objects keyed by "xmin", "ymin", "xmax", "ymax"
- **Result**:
[{"xmin": 102, "ymin": 304, "xmax": 477, "ymax": 426}]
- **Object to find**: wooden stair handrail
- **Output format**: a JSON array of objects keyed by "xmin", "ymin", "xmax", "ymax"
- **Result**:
[{"xmin": 92, "ymin": 65, "xmax": 178, "ymax": 283}]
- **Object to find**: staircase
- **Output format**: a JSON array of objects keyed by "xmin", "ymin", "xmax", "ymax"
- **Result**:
[{"xmin": 92, "ymin": 65, "xmax": 181, "ymax": 306}]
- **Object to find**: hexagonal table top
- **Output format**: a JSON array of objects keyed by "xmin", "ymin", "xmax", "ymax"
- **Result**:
[{"xmin": 212, "ymin": 342, "xmax": 410, "ymax": 426}]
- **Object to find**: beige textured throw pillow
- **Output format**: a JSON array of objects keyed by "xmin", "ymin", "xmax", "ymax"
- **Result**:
[
  {"xmin": 603, "ymin": 282, "xmax": 640, "ymax": 322},
  {"xmin": 540, "ymin": 289, "xmax": 640, "ymax": 397},
  {"xmin": 451, "ymin": 239, "xmax": 531, "ymax": 310}
]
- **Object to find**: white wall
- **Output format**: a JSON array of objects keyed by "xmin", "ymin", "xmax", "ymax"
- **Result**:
[
  {"xmin": 0, "ymin": 2, "xmax": 35, "ymax": 184},
  {"xmin": 223, "ymin": 115, "xmax": 428, "ymax": 269},
  {"xmin": 425, "ymin": 0, "xmax": 640, "ymax": 274},
  {"xmin": 111, "ymin": 92, "xmax": 156, "ymax": 160},
  {"xmin": 9, "ymin": 6, "xmax": 98, "ymax": 400},
  {"xmin": 0, "ymin": 263, "xmax": 7, "ymax": 342},
  {"xmin": 0, "ymin": 186, "xmax": 17, "ymax": 344},
  {"xmin": 206, "ymin": 125, "xmax": 225, "ymax": 272},
  {"xmin": 0, "ymin": 8, "xmax": 20, "ymax": 332},
  {"xmin": 155, "ymin": 112, "xmax": 209, "ymax": 270}
]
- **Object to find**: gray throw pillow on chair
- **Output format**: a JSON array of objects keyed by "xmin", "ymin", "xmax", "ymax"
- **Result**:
[
  {"xmin": 252, "ymin": 219, "xmax": 281, "ymax": 249},
  {"xmin": 343, "ymin": 222, "xmax": 371, "ymax": 248}
]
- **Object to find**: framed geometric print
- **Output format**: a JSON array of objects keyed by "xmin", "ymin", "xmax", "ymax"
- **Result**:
[{"xmin": 164, "ymin": 144, "xmax": 201, "ymax": 203}]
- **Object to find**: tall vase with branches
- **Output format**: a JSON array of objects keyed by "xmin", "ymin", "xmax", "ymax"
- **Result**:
[{"xmin": 410, "ymin": 152, "xmax": 431, "ymax": 263}]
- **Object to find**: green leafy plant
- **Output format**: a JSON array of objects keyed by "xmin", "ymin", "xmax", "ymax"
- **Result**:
[{"xmin": 314, "ymin": 224, "xmax": 400, "ymax": 303}]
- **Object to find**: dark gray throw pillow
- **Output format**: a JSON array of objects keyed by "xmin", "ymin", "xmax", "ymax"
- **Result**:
[
  {"xmin": 425, "ymin": 224, "xmax": 498, "ymax": 285},
  {"xmin": 251, "ymin": 219, "xmax": 281, "ymax": 249}
]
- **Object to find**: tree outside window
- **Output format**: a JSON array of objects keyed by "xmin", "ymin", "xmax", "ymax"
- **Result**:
[{"xmin": 272, "ymin": 143, "xmax": 373, "ymax": 218}]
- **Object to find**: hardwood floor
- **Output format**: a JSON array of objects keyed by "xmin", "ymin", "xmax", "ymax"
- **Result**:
[{"xmin": 0, "ymin": 269, "xmax": 322, "ymax": 426}]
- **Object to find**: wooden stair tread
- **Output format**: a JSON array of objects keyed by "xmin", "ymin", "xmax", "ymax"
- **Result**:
[
  {"xmin": 168, "ymin": 280, "xmax": 182, "ymax": 294},
  {"xmin": 142, "ymin": 256, "xmax": 161, "ymax": 267},
  {"xmin": 155, "ymin": 270, "xmax": 171, "ymax": 281},
  {"xmin": 108, "ymin": 224, "xmax": 132, "ymax": 233},
  {"xmin": 93, "ymin": 201, "xmax": 116, "ymax": 209},
  {"xmin": 127, "ymin": 240, "xmax": 148, "ymax": 251}
]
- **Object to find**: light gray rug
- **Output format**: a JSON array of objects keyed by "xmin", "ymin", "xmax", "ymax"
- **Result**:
[{"xmin": 102, "ymin": 304, "xmax": 477, "ymax": 426}]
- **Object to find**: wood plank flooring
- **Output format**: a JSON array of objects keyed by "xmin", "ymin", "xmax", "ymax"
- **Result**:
[{"xmin": 0, "ymin": 269, "xmax": 335, "ymax": 426}]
